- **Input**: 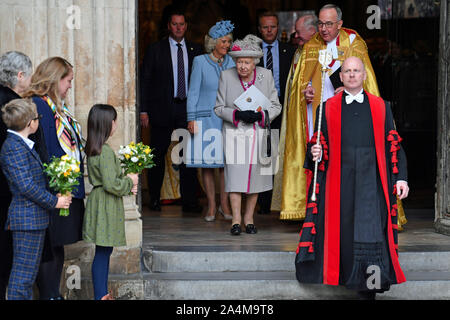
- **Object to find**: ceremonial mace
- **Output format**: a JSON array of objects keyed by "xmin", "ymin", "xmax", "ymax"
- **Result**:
[{"xmin": 311, "ymin": 50, "xmax": 332, "ymax": 202}]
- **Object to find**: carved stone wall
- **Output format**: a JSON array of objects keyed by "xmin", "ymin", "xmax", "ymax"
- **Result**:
[
  {"xmin": 435, "ymin": 0, "xmax": 450, "ymax": 235},
  {"xmin": 0, "ymin": 0, "xmax": 141, "ymax": 297}
]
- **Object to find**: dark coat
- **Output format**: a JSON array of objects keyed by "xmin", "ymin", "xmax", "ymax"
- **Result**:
[
  {"xmin": 30, "ymin": 96, "xmax": 85, "ymax": 199},
  {"xmin": 258, "ymin": 41, "xmax": 296, "ymax": 129},
  {"xmin": 0, "ymin": 85, "xmax": 20, "ymax": 199},
  {"xmin": 140, "ymin": 38, "xmax": 203, "ymax": 127}
]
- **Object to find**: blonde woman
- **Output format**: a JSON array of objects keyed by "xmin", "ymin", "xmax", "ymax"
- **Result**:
[
  {"xmin": 24, "ymin": 57, "xmax": 84, "ymax": 300},
  {"xmin": 186, "ymin": 20, "xmax": 235, "ymax": 222}
]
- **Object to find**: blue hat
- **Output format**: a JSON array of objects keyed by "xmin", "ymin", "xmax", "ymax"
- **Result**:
[{"xmin": 208, "ymin": 20, "xmax": 234, "ymax": 39}]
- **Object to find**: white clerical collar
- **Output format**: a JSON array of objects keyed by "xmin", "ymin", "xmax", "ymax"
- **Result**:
[
  {"xmin": 327, "ymin": 35, "xmax": 338, "ymax": 46},
  {"xmin": 7, "ymin": 129, "xmax": 35, "ymax": 150},
  {"xmin": 326, "ymin": 35, "xmax": 339, "ymax": 59}
]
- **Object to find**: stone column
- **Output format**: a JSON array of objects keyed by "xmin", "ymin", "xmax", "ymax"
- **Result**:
[
  {"xmin": 435, "ymin": 0, "xmax": 450, "ymax": 236},
  {"xmin": 0, "ymin": 0, "xmax": 142, "ymax": 298}
]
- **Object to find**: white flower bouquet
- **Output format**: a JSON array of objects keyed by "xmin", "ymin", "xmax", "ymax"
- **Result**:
[
  {"xmin": 118, "ymin": 142, "xmax": 155, "ymax": 174},
  {"xmin": 43, "ymin": 155, "xmax": 81, "ymax": 216}
]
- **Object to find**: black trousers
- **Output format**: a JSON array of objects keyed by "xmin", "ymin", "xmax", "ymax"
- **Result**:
[
  {"xmin": 257, "ymin": 106, "xmax": 282, "ymax": 212},
  {"xmin": 147, "ymin": 100, "xmax": 199, "ymax": 206},
  {"xmin": 0, "ymin": 196, "xmax": 12, "ymax": 300}
]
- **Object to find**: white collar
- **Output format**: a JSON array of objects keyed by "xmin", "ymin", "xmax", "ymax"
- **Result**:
[
  {"xmin": 263, "ymin": 40, "xmax": 278, "ymax": 49},
  {"xmin": 326, "ymin": 36, "xmax": 339, "ymax": 59},
  {"xmin": 344, "ymin": 88, "xmax": 364, "ymax": 97},
  {"xmin": 7, "ymin": 129, "xmax": 35, "ymax": 150},
  {"xmin": 327, "ymin": 35, "xmax": 338, "ymax": 46},
  {"xmin": 169, "ymin": 37, "xmax": 186, "ymax": 47}
]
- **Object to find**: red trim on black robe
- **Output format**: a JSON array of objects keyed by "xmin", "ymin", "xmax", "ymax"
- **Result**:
[{"xmin": 322, "ymin": 91, "xmax": 405, "ymax": 285}]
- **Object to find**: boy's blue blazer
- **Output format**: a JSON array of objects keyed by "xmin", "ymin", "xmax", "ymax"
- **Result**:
[{"xmin": 0, "ymin": 132, "xmax": 57, "ymax": 231}]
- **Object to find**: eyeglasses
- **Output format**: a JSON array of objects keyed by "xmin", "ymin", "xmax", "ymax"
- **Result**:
[
  {"xmin": 317, "ymin": 21, "xmax": 340, "ymax": 29},
  {"xmin": 27, "ymin": 114, "xmax": 42, "ymax": 127}
]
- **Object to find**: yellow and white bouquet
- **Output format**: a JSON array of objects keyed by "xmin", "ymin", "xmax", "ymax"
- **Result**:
[
  {"xmin": 118, "ymin": 142, "xmax": 155, "ymax": 174},
  {"xmin": 43, "ymin": 155, "xmax": 81, "ymax": 216}
]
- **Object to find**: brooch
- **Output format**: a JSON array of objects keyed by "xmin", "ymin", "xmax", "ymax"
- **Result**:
[
  {"xmin": 247, "ymin": 97, "xmax": 252, "ymax": 102},
  {"xmin": 257, "ymin": 73, "xmax": 264, "ymax": 81}
]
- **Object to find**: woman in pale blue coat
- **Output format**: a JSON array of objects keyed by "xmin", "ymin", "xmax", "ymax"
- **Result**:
[{"xmin": 186, "ymin": 21, "xmax": 235, "ymax": 222}]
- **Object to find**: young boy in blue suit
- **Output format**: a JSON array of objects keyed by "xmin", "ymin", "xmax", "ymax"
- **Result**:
[{"xmin": 0, "ymin": 99, "xmax": 72, "ymax": 300}]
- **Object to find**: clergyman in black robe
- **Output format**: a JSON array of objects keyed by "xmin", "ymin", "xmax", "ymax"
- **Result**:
[{"xmin": 295, "ymin": 57, "xmax": 409, "ymax": 299}]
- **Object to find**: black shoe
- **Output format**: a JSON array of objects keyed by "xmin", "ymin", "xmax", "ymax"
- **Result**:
[
  {"xmin": 257, "ymin": 208, "xmax": 271, "ymax": 214},
  {"xmin": 182, "ymin": 204, "xmax": 203, "ymax": 213},
  {"xmin": 245, "ymin": 224, "xmax": 257, "ymax": 234},
  {"xmin": 357, "ymin": 291, "xmax": 376, "ymax": 300},
  {"xmin": 230, "ymin": 224, "xmax": 241, "ymax": 235},
  {"xmin": 149, "ymin": 199, "xmax": 161, "ymax": 211}
]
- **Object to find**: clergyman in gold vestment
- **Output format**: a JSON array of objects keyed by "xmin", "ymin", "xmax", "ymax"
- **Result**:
[
  {"xmin": 280, "ymin": 4, "xmax": 407, "ymax": 229},
  {"xmin": 271, "ymin": 13, "xmax": 318, "ymax": 212}
]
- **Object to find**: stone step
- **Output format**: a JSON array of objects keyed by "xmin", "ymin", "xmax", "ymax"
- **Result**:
[
  {"xmin": 144, "ymin": 250, "xmax": 450, "ymax": 273},
  {"xmin": 63, "ymin": 270, "xmax": 450, "ymax": 300},
  {"xmin": 143, "ymin": 271, "xmax": 450, "ymax": 300}
]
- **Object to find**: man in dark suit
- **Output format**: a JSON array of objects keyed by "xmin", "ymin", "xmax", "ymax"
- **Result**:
[
  {"xmin": 257, "ymin": 11, "xmax": 296, "ymax": 131},
  {"xmin": 257, "ymin": 11, "xmax": 296, "ymax": 214},
  {"xmin": 140, "ymin": 11, "xmax": 203, "ymax": 212}
]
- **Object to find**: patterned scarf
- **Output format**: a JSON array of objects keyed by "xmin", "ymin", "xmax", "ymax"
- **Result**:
[{"xmin": 42, "ymin": 95, "xmax": 84, "ymax": 160}]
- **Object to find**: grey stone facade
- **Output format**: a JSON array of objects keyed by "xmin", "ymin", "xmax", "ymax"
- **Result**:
[{"xmin": 435, "ymin": 0, "xmax": 450, "ymax": 235}]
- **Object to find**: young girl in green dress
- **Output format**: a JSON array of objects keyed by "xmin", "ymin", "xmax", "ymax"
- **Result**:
[{"xmin": 83, "ymin": 104, "xmax": 138, "ymax": 300}]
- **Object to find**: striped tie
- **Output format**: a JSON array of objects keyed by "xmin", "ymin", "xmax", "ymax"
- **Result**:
[
  {"xmin": 266, "ymin": 45, "xmax": 273, "ymax": 74},
  {"xmin": 176, "ymin": 43, "xmax": 186, "ymax": 99}
]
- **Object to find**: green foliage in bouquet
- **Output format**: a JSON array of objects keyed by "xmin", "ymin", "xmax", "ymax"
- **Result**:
[
  {"xmin": 43, "ymin": 155, "xmax": 81, "ymax": 216},
  {"xmin": 118, "ymin": 142, "xmax": 155, "ymax": 174}
]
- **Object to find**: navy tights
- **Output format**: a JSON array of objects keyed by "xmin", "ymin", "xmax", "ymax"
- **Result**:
[{"xmin": 92, "ymin": 245, "xmax": 113, "ymax": 300}]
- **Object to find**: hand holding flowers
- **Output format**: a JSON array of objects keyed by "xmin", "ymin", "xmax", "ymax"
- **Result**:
[
  {"xmin": 118, "ymin": 142, "xmax": 155, "ymax": 174},
  {"xmin": 55, "ymin": 193, "xmax": 72, "ymax": 209},
  {"xmin": 118, "ymin": 142, "xmax": 155, "ymax": 195},
  {"xmin": 43, "ymin": 155, "xmax": 81, "ymax": 216},
  {"xmin": 127, "ymin": 173, "xmax": 139, "ymax": 195}
]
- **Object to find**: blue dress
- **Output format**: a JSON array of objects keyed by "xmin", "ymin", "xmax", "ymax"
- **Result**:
[{"xmin": 186, "ymin": 54, "xmax": 234, "ymax": 168}]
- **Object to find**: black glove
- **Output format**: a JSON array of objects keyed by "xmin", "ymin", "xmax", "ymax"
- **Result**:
[{"xmin": 235, "ymin": 110, "xmax": 262, "ymax": 124}]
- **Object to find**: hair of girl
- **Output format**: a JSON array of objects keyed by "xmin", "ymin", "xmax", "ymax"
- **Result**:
[{"xmin": 85, "ymin": 104, "xmax": 117, "ymax": 157}]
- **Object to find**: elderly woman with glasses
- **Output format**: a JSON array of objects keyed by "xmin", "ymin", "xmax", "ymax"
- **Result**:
[
  {"xmin": 214, "ymin": 35, "xmax": 281, "ymax": 235},
  {"xmin": 186, "ymin": 20, "xmax": 235, "ymax": 222},
  {"xmin": 0, "ymin": 51, "xmax": 33, "ymax": 300}
]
